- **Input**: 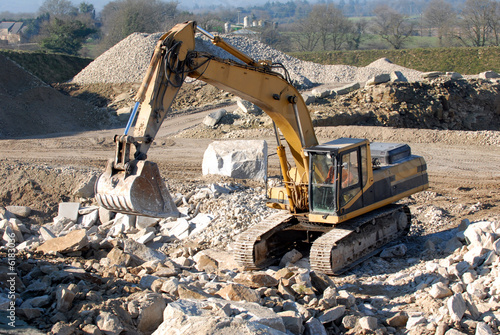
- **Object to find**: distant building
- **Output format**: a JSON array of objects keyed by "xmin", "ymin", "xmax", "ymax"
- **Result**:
[{"xmin": 0, "ymin": 21, "xmax": 26, "ymax": 44}]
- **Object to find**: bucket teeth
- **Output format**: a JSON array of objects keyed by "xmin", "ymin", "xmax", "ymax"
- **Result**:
[{"xmin": 95, "ymin": 160, "xmax": 179, "ymax": 218}]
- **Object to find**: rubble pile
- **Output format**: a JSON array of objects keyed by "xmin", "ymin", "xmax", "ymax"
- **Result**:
[
  {"xmin": 0, "ymin": 182, "xmax": 499, "ymax": 334},
  {"xmin": 310, "ymin": 77, "xmax": 500, "ymax": 132}
]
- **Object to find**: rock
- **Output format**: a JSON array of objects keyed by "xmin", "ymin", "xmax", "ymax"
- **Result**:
[
  {"xmin": 177, "ymin": 284, "xmax": 212, "ymax": 300},
  {"xmin": 202, "ymin": 140, "xmax": 268, "ymax": 181},
  {"xmin": 168, "ymin": 218, "xmax": 191, "ymax": 240},
  {"xmin": 359, "ymin": 316, "xmax": 378, "ymax": 330},
  {"xmin": 430, "ymin": 282, "xmax": 453, "ymax": 299},
  {"xmin": 366, "ymin": 73, "xmax": 391, "ymax": 86},
  {"xmin": 160, "ymin": 278, "xmax": 180, "ymax": 296},
  {"xmin": 217, "ymin": 283, "xmax": 261, "ymax": 303},
  {"xmin": 310, "ymin": 271, "xmax": 336, "ymax": 294},
  {"xmin": 386, "ymin": 311, "xmax": 408, "ymax": 328},
  {"xmin": 342, "ymin": 315, "xmax": 358, "ymax": 329},
  {"xmin": 337, "ymin": 290, "xmax": 355, "ymax": 307},
  {"xmin": 304, "ymin": 317, "xmax": 327, "ymax": 335},
  {"xmin": 302, "ymin": 93, "xmax": 316, "ymax": 104},
  {"xmin": 278, "ymin": 310, "xmax": 303, "ymax": 335},
  {"xmin": 136, "ymin": 231, "xmax": 156, "ymax": 244},
  {"xmin": 479, "ymin": 70, "xmax": 500, "ymax": 80},
  {"xmin": 333, "ymin": 82, "xmax": 360, "ymax": 95},
  {"xmin": 234, "ymin": 272, "xmax": 279, "ymax": 288},
  {"xmin": 311, "ymin": 88, "xmax": 332, "ymax": 98},
  {"xmin": 154, "ymin": 298, "xmax": 286, "ymax": 334},
  {"xmin": 58, "ymin": 202, "xmax": 80, "ymax": 222},
  {"xmin": 81, "ymin": 209, "xmax": 99, "ymax": 228},
  {"xmin": 136, "ymin": 216, "xmax": 160, "ymax": 230},
  {"xmin": 444, "ymin": 329, "xmax": 468, "ymax": 335},
  {"xmin": 445, "ymin": 237, "xmax": 464, "ymax": 253},
  {"xmin": 51, "ymin": 321, "xmax": 76, "ymax": 335},
  {"xmin": 73, "ymin": 174, "xmax": 98, "ymax": 198},
  {"xmin": 107, "ymin": 247, "xmax": 133, "ymax": 267},
  {"xmin": 475, "ymin": 322, "xmax": 494, "ymax": 335},
  {"xmin": 56, "ymin": 285, "xmax": 76, "ymax": 311},
  {"xmin": 447, "ymin": 72, "xmax": 463, "ymax": 80},
  {"xmin": 422, "ymin": 71, "xmax": 444, "ymax": 79},
  {"xmin": 96, "ymin": 311, "xmax": 124, "ymax": 335},
  {"xmin": 448, "ymin": 293, "xmax": 466, "ymax": 322},
  {"xmin": 279, "ymin": 249, "xmax": 303, "ymax": 267},
  {"xmin": 5, "ymin": 205, "xmax": 31, "ymax": 218},
  {"xmin": 127, "ymin": 292, "xmax": 166, "ymax": 334},
  {"xmin": 36, "ymin": 229, "xmax": 88, "ymax": 254},
  {"xmin": 380, "ymin": 243, "xmax": 407, "ymax": 258},
  {"xmin": 81, "ymin": 324, "xmax": 102, "ymax": 335},
  {"xmin": 390, "ymin": 71, "xmax": 407, "ymax": 82},
  {"xmin": 99, "ymin": 207, "xmax": 115, "ymax": 224},
  {"xmin": 203, "ymin": 108, "xmax": 227, "ymax": 127},
  {"xmin": 463, "ymin": 246, "xmax": 487, "ymax": 267},
  {"xmin": 123, "ymin": 239, "xmax": 166, "ymax": 264},
  {"xmin": 195, "ymin": 254, "xmax": 219, "ymax": 272},
  {"xmin": 139, "ymin": 275, "xmax": 160, "ymax": 290},
  {"xmin": 39, "ymin": 226, "xmax": 56, "ymax": 241},
  {"xmin": 318, "ymin": 305, "xmax": 345, "ymax": 323},
  {"xmin": 406, "ymin": 315, "xmax": 426, "ymax": 328},
  {"xmin": 237, "ymin": 99, "xmax": 262, "ymax": 115},
  {"xmin": 188, "ymin": 213, "xmax": 214, "ymax": 237}
]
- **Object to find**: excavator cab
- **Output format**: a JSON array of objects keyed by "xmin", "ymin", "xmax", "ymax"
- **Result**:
[{"xmin": 307, "ymin": 138, "xmax": 368, "ymax": 219}]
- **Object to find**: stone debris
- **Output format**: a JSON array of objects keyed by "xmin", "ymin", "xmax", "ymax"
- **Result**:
[{"xmin": 0, "ymin": 184, "xmax": 499, "ymax": 335}]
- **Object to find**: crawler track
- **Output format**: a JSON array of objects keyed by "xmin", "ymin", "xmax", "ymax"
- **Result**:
[{"xmin": 234, "ymin": 205, "xmax": 411, "ymax": 274}]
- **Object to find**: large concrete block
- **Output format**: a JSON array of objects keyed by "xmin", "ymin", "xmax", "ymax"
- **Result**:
[{"xmin": 202, "ymin": 140, "xmax": 268, "ymax": 181}]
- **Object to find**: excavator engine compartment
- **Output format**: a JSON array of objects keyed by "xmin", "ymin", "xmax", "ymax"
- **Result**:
[{"xmin": 370, "ymin": 142, "xmax": 412, "ymax": 165}]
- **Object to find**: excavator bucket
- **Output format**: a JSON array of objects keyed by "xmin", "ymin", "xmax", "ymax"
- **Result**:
[{"xmin": 95, "ymin": 160, "xmax": 179, "ymax": 218}]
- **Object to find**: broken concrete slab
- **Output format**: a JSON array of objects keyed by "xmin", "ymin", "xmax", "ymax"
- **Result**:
[
  {"xmin": 58, "ymin": 202, "xmax": 80, "ymax": 222},
  {"xmin": 202, "ymin": 140, "xmax": 268, "ymax": 181}
]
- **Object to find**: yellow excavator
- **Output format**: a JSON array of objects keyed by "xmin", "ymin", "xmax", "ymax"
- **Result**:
[{"xmin": 95, "ymin": 21, "xmax": 428, "ymax": 275}]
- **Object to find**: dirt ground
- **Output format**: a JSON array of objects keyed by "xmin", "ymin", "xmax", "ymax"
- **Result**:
[{"xmin": 0, "ymin": 91, "xmax": 499, "ymax": 234}]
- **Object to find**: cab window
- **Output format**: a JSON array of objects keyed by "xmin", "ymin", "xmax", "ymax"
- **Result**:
[{"xmin": 340, "ymin": 150, "xmax": 361, "ymax": 207}]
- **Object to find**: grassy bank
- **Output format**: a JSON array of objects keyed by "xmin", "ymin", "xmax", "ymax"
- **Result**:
[
  {"xmin": 290, "ymin": 46, "xmax": 500, "ymax": 75},
  {"xmin": 0, "ymin": 50, "xmax": 92, "ymax": 84}
]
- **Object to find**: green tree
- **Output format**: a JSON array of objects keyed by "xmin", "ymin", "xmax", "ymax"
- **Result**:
[
  {"xmin": 372, "ymin": 5, "xmax": 414, "ymax": 49},
  {"xmin": 40, "ymin": 18, "xmax": 96, "ymax": 54},
  {"xmin": 79, "ymin": 2, "xmax": 95, "ymax": 19}
]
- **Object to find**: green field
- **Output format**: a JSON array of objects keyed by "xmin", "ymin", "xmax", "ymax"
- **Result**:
[{"xmin": 290, "ymin": 46, "xmax": 500, "ymax": 75}]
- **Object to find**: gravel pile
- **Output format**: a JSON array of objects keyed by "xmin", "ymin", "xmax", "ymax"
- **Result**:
[{"xmin": 71, "ymin": 31, "xmax": 423, "ymax": 87}]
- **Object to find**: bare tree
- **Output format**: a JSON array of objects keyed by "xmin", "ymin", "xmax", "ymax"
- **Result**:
[
  {"xmin": 458, "ymin": 0, "xmax": 495, "ymax": 46},
  {"xmin": 487, "ymin": 0, "xmax": 500, "ymax": 46},
  {"xmin": 38, "ymin": 0, "xmax": 78, "ymax": 18},
  {"xmin": 293, "ymin": 17, "xmax": 321, "ymax": 52},
  {"xmin": 308, "ymin": 4, "xmax": 353, "ymax": 51},
  {"xmin": 100, "ymin": 0, "xmax": 180, "ymax": 49},
  {"xmin": 372, "ymin": 5, "xmax": 414, "ymax": 49},
  {"xmin": 424, "ymin": 0, "xmax": 456, "ymax": 46}
]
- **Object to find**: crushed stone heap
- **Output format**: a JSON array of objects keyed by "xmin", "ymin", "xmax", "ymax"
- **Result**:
[{"xmin": 71, "ymin": 32, "xmax": 423, "ymax": 86}]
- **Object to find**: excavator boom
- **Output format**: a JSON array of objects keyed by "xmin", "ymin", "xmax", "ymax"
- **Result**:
[{"xmin": 96, "ymin": 21, "xmax": 318, "ymax": 217}]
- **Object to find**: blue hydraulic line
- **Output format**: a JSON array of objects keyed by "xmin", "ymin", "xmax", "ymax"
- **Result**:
[{"xmin": 124, "ymin": 101, "xmax": 140, "ymax": 135}]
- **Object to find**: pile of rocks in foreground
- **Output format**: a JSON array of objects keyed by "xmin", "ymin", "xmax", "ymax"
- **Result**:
[{"xmin": 0, "ymin": 185, "xmax": 499, "ymax": 334}]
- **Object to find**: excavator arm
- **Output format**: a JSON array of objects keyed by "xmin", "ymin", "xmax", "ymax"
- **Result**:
[{"xmin": 95, "ymin": 21, "xmax": 318, "ymax": 217}]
